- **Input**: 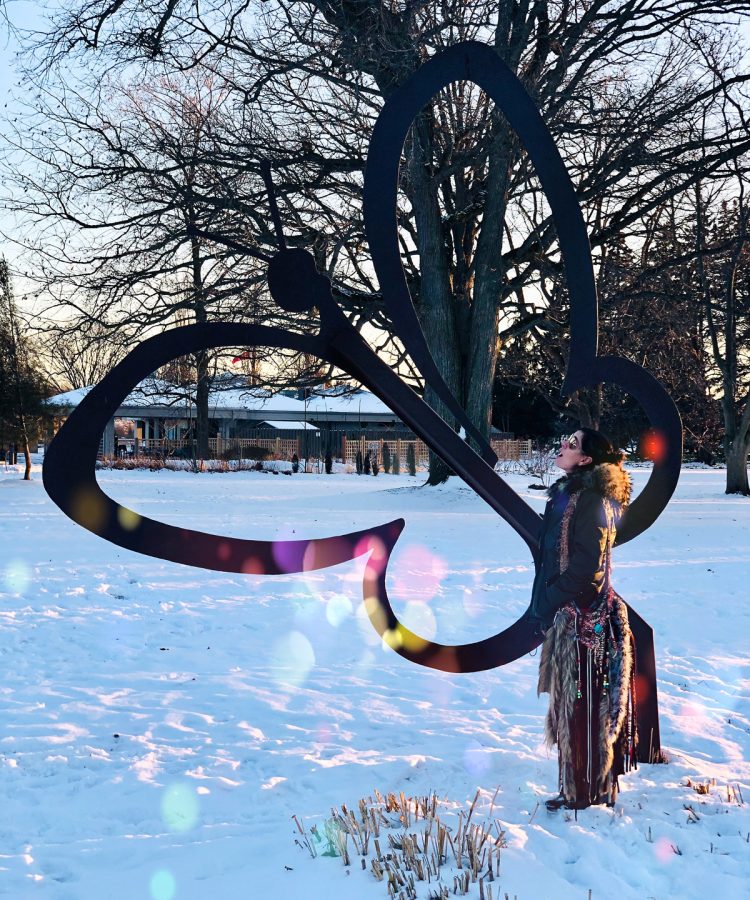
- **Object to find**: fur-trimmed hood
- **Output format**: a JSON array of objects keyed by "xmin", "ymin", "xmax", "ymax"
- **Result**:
[{"xmin": 548, "ymin": 463, "xmax": 631, "ymax": 508}]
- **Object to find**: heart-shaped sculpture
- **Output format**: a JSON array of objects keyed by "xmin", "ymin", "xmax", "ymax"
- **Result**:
[{"xmin": 43, "ymin": 41, "xmax": 681, "ymax": 762}]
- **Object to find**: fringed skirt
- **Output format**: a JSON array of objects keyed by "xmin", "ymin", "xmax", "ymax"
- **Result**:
[{"xmin": 537, "ymin": 590, "xmax": 638, "ymax": 808}]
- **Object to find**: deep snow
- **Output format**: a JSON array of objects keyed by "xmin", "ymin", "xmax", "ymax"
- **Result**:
[{"xmin": 1, "ymin": 461, "xmax": 749, "ymax": 899}]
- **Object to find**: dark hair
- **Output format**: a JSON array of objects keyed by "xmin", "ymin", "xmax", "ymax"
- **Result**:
[{"xmin": 578, "ymin": 427, "xmax": 625, "ymax": 466}]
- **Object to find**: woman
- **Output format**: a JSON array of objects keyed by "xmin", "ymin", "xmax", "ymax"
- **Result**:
[{"xmin": 529, "ymin": 427, "xmax": 638, "ymax": 811}]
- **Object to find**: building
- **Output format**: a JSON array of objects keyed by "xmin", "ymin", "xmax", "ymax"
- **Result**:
[{"xmin": 44, "ymin": 378, "xmax": 524, "ymax": 463}]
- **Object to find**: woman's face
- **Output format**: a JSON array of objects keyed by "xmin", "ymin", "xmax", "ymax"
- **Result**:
[{"xmin": 555, "ymin": 429, "xmax": 593, "ymax": 474}]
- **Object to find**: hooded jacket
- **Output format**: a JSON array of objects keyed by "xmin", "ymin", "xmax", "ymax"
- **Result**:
[{"xmin": 528, "ymin": 462, "xmax": 632, "ymax": 629}]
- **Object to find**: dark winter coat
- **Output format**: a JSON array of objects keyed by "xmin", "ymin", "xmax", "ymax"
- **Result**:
[
  {"xmin": 527, "ymin": 463, "xmax": 632, "ymax": 631},
  {"xmin": 532, "ymin": 462, "xmax": 636, "ymax": 806}
]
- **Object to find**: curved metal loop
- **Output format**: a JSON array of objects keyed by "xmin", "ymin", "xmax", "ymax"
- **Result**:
[
  {"xmin": 42, "ymin": 322, "xmax": 404, "ymax": 576},
  {"xmin": 363, "ymin": 41, "xmax": 682, "ymax": 548},
  {"xmin": 42, "ymin": 309, "xmax": 541, "ymax": 672}
]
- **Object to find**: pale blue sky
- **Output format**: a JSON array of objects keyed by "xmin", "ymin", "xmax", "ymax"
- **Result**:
[{"xmin": 3, "ymin": 6, "xmax": 750, "ymax": 317}]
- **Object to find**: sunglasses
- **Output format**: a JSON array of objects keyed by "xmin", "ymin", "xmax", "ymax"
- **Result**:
[{"xmin": 561, "ymin": 433, "xmax": 580, "ymax": 450}]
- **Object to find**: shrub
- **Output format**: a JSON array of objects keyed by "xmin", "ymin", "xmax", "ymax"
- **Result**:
[
  {"xmin": 407, "ymin": 443, "xmax": 416, "ymax": 476},
  {"xmin": 325, "ymin": 449, "xmax": 332, "ymax": 474},
  {"xmin": 392, "ymin": 450, "xmax": 401, "ymax": 475},
  {"xmin": 355, "ymin": 450, "xmax": 363, "ymax": 475},
  {"xmin": 364, "ymin": 451, "xmax": 371, "ymax": 475},
  {"xmin": 291, "ymin": 453, "xmax": 299, "ymax": 473},
  {"xmin": 220, "ymin": 444, "xmax": 271, "ymax": 461},
  {"xmin": 382, "ymin": 442, "xmax": 391, "ymax": 474}
]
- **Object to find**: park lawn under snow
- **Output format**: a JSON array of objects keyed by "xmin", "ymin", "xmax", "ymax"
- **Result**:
[{"xmin": 1, "ymin": 459, "xmax": 750, "ymax": 900}]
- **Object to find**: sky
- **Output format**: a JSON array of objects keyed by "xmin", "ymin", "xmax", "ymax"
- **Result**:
[
  {"xmin": 3, "ymin": 6, "xmax": 750, "ymax": 324},
  {"xmin": 0, "ymin": 1, "xmax": 48, "ymax": 297}
]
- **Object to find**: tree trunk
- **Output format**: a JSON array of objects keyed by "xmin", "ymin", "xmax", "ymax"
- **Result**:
[
  {"xmin": 195, "ymin": 347, "xmax": 210, "ymax": 459},
  {"xmin": 725, "ymin": 396, "xmax": 750, "ymax": 494},
  {"xmin": 406, "ymin": 112, "xmax": 460, "ymax": 485},
  {"xmin": 22, "ymin": 428, "xmax": 32, "ymax": 480},
  {"xmin": 424, "ymin": 387, "xmax": 456, "ymax": 484},
  {"xmin": 466, "ymin": 117, "xmax": 516, "ymax": 451},
  {"xmin": 190, "ymin": 230, "xmax": 210, "ymax": 459},
  {"xmin": 725, "ymin": 436, "xmax": 749, "ymax": 495}
]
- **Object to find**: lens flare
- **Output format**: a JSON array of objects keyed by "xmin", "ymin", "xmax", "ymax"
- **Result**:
[
  {"xmin": 270, "ymin": 631, "xmax": 315, "ymax": 687},
  {"xmin": 150, "ymin": 869, "xmax": 176, "ymax": 900},
  {"xmin": 356, "ymin": 600, "xmax": 382, "ymax": 647},
  {"xmin": 117, "ymin": 505, "xmax": 141, "ymax": 531},
  {"xmin": 70, "ymin": 485, "xmax": 107, "ymax": 532},
  {"xmin": 654, "ymin": 836, "xmax": 674, "ymax": 863},
  {"xmin": 161, "ymin": 782, "xmax": 199, "ymax": 833},
  {"xmin": 355, "ymin": 535, "xmax": 388, "ymax": 575},
  {"xmin": 391, "ymin": 544, "xmax": 446, "ymax": 603},
  {"xmin": 463, "ymin": 739, "xmax": 492, "ymax": 777},
  {"xmin": 3, "ymin": 560, "xmax": 31, "ymax": 594},
  {"xmin": 326, "ymin": 593, "xmax": 353, "ymax": 627},
  {"xmin": 640, "ymin": 429, "xmax": 667, "ymax": 464},
  {"xmin": 677, "ymin": 701, "xmax": 712, "ymax": 737},
  {"xmin": 402, "ymin": 601, "xmax": 437, "ymax": 641}
]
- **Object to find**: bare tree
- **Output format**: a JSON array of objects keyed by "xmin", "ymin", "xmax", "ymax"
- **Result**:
[
  {"xmin": 38, "ymin": 321, "xmax": 126, "ymax": 391},
  {"xmin": 3, "ymin": 71, "xmax": 274, "ymax": 456},
  {"xmin": 695, "ymin": 182, "xmax": 750, "ymax": 493},
  {"xmin": 8, "ymin": 1, "xmax": 750, "ymax": 481}
]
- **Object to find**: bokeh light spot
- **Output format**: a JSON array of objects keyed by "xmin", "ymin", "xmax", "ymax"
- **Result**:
[
  {"xmin": 270, "ymin": 631, "xmax": 315, "ymax": 686},
  {"xmin": 463, "ymin": 740, "xmax": 492, "ymax": 777},
  {"xmin": 396, "ymin": 624, "xmax": 429, "ymax": 653},
  {"xmin": 640, "ymin": 429, "xmax": 667, "ymax": 464},
  {"xmin": 402, "ymin": 601, "xmax": 437, "ymax": 642},
  {"xmin": 633, "ymin": 673, "xmax": 650, "ymax": 705},
  {"xmin": 391, "ymin": 544, "xmax": 447, "ymax": 603},
  {"xmin": 150, "ymin": 869, "xmax": 176, "ymax": 900},
  {"xmin": 70, "ymin": 486, "xmax": 107, "ymax": 532},
  {"xmin": 217, "ymin": 541, "xmax": 231, "ymax": 562},
  {"xmin": 654, "ymin": 837, "xmax": 674, "ymax": 863},
  {"xmin": 355, "ymin": 535, "xmax": 388, "ymax": 574},
  {"xmin": 161, "ymin": 782, "xmax": 199, "ymax": 833},
  {"xmin": 382, "ymin": 627, "xmax": 403, "ymax": 651},
  {"xmin": 117, "ymin": 506, "xmax": 141, "ymax": 531},
  {"xmin": 242, "ymin": 555, "xmax": 265, "ymax": 575},
  {"xmin": 356, "ymin": 600, "xmax": 382, "ymax": 647},
  {"xmin": 326, "ymin": 593, "xmax": 353, "ymax": 627},
  {"xmin": 3, "ymin": 560, "xmax": 31, "ymax": 594}
]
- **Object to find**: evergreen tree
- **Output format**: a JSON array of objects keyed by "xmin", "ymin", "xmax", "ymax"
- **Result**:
[
  {"xmin": 291, "ymin": 452, "xmax": 299, "ymax": 473},
  {"xmin": 382, "ymin": 442, "xmax": 391, "ymax": 474},
  {"xmin": 407, "ymin": 444, "xmax": 416, "ymax": 477},
  {"xmin": 355, "ymin": 450, "xmax": 363, "ymax": 475},
  {"xmin": 392, "ymin": 449, "xmax": 401, "ymax": 475},
  {"xmin": 0, "ymin": 259, "xmax": 48, "ymax": 480},
  {"xmin": 363, "ymin": 450, "xmax": 371, "ymax": 475},
  {"xmin": 324, "ymin": 448, "xmax": 332, "ymax": 474}
]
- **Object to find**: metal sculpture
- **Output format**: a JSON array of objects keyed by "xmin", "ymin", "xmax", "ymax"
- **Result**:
[{"xmin": 43, "ymin": 41, "xmax": 681, "ymax": 762}]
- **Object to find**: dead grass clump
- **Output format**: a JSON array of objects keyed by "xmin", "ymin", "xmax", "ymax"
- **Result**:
[
  {"xmin": 684, "ymin": 776, "xmax": 745, "ymax": 806},
  {"xmin": 686, "ymin": 777, "xmax": 712, "ymax": 795},
  {"xmin": 294, "ymin": 789, "xmax": 509, "ymax": 900}
]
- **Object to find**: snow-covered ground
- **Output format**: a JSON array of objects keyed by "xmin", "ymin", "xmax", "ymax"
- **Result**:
[{"xmin": 1, "ymin": 460, "xmax": 749, "ymax": 899}]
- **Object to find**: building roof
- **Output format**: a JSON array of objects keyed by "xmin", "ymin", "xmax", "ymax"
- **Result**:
[
  {"xmin": 45, "ymin": 380, "xmax": 397, "ymax": 422},
  {"xmin": 260, "ymin": 420, "xmax": 318, "ymax": 430}
]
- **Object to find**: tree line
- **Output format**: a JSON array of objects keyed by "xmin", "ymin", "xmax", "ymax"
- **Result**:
[
  {"xmin": 0, "ymin": 1, "xmax": 749, "ymax": 492},
  {"xmin": 0, "ymin": 259, "xmax": 49, "ymax": 478}
]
